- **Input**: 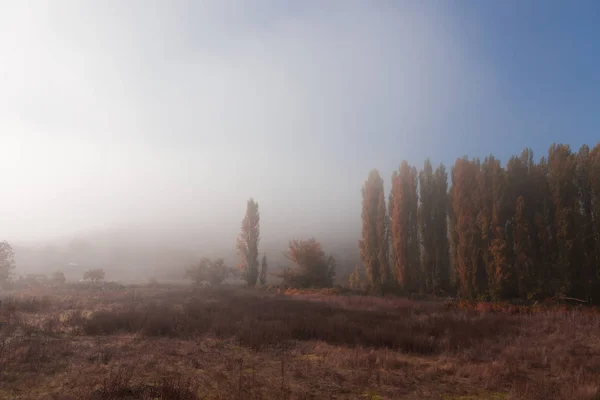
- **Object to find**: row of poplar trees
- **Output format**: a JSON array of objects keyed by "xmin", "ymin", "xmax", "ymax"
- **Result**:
[{"xmin": 360, "ymin": 142, "xmax": 600, "ymax": 303}]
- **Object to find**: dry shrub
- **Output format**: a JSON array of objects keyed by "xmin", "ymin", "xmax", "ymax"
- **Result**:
[
  {"xmin": 69, "ymin": 290, "xmax": 520, "ymax": 355},
  {"xmin": 2, "ymin": 296, "xmax": 53, "ymax": 313},
  {"xmin": 90, "ymin": 368, "xmax": 199, "ymax": 400}
]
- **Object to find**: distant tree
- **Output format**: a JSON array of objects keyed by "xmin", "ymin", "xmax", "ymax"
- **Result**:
[
  {"xmin": 259, "ymin": 254, "xmax": 268, "ymax": 285},
  {"xmin": 237, "ymin": 198, "xmax": 260, "ymax": 287},
  {"xmin": 0, "ymin": 241, "xmax": 15, "ymax": 285},
  {"xmin": 52, "ymin": 271, "xmax": 66, "ymax": 285},
  {"xmin": 83, "ymin": 268, "xmax": 105, "ymax": 283},
  {"xmin": 185, "ymin": 257, "xmax": 211, "ymax": 285},
  {"xmin": 185, "ymin": 257, "xmax": 231, "ymax": 286},
  {"xmin": 359, "ymin": 169, "xmax": 389, "ymax": 291},
  {"xmin": 279, "ymin": 238, "xmax": 335, "ymax": 288},
  {"xmin": 207, "ymin": 258, "xmax": 230, "ymax": 285}
]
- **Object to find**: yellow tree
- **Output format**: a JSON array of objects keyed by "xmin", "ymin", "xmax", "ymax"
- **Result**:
[{"xmin": 359, "ymin": 170, "xmax": 389, "ymax": 291}]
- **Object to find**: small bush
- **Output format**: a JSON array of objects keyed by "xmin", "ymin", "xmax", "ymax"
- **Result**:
[
  {"xmin": 185, "ymin": 258, "xmax": 233, "ymax": 286},
  {"xmin": 52, "ymin": 271, "xmax": 66, "ymax": 285},
  {"xmin": 83, "ymin": 268, "xmax": 106, "ymax": 283},
  {"xmin": 91, "ymin": 368, "xmax": 199, "ymax": 400}
]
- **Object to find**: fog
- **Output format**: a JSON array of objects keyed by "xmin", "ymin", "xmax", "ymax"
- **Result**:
[{"xmin": 0, "ymin": 1, "xmax": 484, "ymax": 280}]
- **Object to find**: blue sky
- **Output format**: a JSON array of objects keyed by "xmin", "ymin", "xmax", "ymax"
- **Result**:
[
  {"xmin": 0, "ymin": 1, "xmax": 598, "ymax": 243},
  {"xmin": 445, "ymin": 0, "xmax": 599, "ymax": 162},
  {"xmin": 373, "ymin": 0, "xmax": 600, "ymax": 171}
]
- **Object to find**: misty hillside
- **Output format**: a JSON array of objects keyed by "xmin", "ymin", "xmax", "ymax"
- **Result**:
[{"xmin": 13, "ymin": 229, "xmax": 360, "ymax": 284}]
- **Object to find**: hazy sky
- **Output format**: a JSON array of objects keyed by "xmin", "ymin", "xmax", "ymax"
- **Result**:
[{"xmin": 1, "ymin": 1, "xmax": 599, "ymax": 244}]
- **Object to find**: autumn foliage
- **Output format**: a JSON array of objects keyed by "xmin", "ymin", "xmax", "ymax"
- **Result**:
[
  {"xmin": 358, "ymin": 169, "xmax": 389, "ymax": 290},
  {"xmin": 360, "ymin": 142, "xmax": 600, "ymax": 303},
  {"xmin": 279, "ymin": 238, "xmax": 335, "ymax": 288}
]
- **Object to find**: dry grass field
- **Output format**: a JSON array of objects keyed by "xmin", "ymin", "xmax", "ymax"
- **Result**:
[{"xmin": 1, "ymin": 284, "xmax": 599, "ymax": 399}]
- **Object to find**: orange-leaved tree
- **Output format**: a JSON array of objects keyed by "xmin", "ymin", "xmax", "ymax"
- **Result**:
[{"xmin": 280, "ymin": 238, "xmax": 335, "ymax": 288}]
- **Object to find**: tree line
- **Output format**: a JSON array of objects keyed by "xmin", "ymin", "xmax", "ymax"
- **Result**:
[{"xmin": 360, "ymin": 143, "xmax": 600, "ymax": 303}]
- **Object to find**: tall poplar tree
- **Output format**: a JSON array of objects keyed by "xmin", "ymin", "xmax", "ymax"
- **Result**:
[
  {"xmin": 547, "ymin": 144, "xmax": 581, "ymax": 298},
  {"xmin": 433, "ymin": 164, "xmax": 451, "ymax": 293},
  {"xmin": 589, "ymin": 143, "xmax": 600, "ymax": 302},
  {"xmin": 259, "ymin": 253, "xmax": 268, "ymax": 286},
  {"xmin": 236, "ymin": 198, "xmax": 260, "ymax": 287},
  {"xmin": 418, "ymin": 160, "xmax": 435, "ymax": 292},
  {"xmin": 390, "ymin": 161, "xmax": 420, "ymax": 292},
  {"xmin": 448, "ymin": 168, "xmax": 460, "ymax": 293},
  {"xmin": 575, "ymin": 145, "xmax": 597, "ymax": 302},
  {"xmin": 359, "ymin": 170, "xmax": 389, "ymax": 290},
  {"xmin": 451, "ymin": 157, "xmax": 482, "ymax": 298},
  {"xmin": 419, "ymin": 161, "xmax": 451, "ymax": 294}
]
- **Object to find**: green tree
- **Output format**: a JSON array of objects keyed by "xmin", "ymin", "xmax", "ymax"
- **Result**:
[
  {"xmin": 52, "ymin": 271, "xmax": 66, "ymax": 285},
  {"xmin": 0, "ymin": 241, "xmax": 15, "ymax": 285},
  {"xmin": 547, "ymin": 144, "xmax": 582, "ymax": 298},
  {"xmin": 359, "ymin": 170, "xmax": 389, "ymax": 291},
  {"xmin": 237, "ymin": 198, "xmax": 260, "ymax": 287},
  {"xmin": 185, "ymin": 257, "xmax": 231, "ymax": 285},
  {"xmin": 259, "ymin": 253, "xmax": 268, "ymax": 285},
  {"xmin": 418, "ymin": 160, "xmax": 450, "ymax": 294},
  {"xmin": 83, "ymin": 268, "xmax": 105, "ymax": 283}
]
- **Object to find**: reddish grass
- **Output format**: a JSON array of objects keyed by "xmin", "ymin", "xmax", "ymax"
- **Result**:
[{"xmin": 0, "ymin": 286, "xmax": 599, "ymax": 399}]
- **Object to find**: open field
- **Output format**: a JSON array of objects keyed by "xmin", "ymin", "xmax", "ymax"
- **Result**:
[{"xmin": 1, "ymin": 285, "xmax": 599, "ymax": 399}]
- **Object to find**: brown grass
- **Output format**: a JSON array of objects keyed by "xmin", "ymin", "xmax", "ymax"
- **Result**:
[{"xmin": 0, "ymin": 285, "xmax": 599, "ymax": 399}]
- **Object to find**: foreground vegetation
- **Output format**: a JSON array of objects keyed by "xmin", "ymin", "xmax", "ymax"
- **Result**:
[{"xmin": 1, "ymin": 285, "xmax": 599, "ymax": 399}]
